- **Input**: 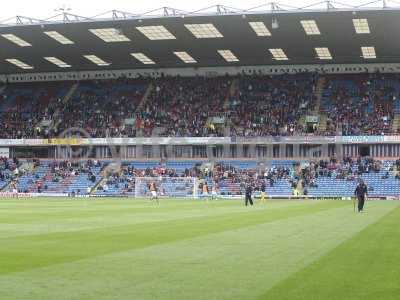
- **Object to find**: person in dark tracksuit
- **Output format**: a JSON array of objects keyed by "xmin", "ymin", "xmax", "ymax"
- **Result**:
[
  {"xmin": 354, "ymin": 180, "xmax": 368, "ymax": 213},
  {"xmin": 245, "ymin": 183, "xmax": 253, "ymax": 206},
  {"xmin": 260, "ymin": 181, "xmax": 267, "ymax": 204}
]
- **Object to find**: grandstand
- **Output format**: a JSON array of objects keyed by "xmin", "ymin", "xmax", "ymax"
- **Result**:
[
  {"xmin": 0, "ymin": 1, "xmax": 400, "ymax": 197},
  {"xmin": 1, "ymin": 1, "xmax": 400, "ymax": 299}
]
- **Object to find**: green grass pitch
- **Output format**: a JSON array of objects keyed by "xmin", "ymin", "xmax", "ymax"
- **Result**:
[{"xmin": 0, "ymin": 197, "xmax": 399, "ymax": 300}]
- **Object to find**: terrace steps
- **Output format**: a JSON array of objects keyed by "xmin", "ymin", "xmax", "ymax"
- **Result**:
[
  {"xmin": 224, "ymin": 78, "xmax": 238, "ymax": 110},
  {"xmin": 45, "ymin": 175, "xmax": 75, "ymax": 193},
  {"xmin": 51, "ymin": 82, "xmax": 79, "ymax": 131},
  {"xmin": 314, "ymin": 76, "xmax": 326, "ymax": 114},
  {"xmin": 135, "ymin": 83, "xmax": 154, "ymax": 137},
  {"xmin": 136, "ymin": 82, "xmax": 154, "ymax": 112},
  {"xmin": 90, "ymin": 163, "xmax": 111, "ymax": 195},
  {"xmin": 318, "ymin": 114, "xmax": 328, "ymax": 132},
  {"xmin": 91, "ymin": 177, "xmax": 107, "ymax": 195},
  {"xmin": 63, "ymin": 82, "xmax": 80, "ymax": 104},
  {"xmin": 222, "ymin": 79, "xmax": 238, "ymax": 135},
  {"xmin": 392, "ymin": 114, "xmax": 400, "ymax": 133},
  {"xmin": 298, "ymin": 76, "xmax": 325, "ymax": 132},
  {"xmin": 310, "ymin": 76, "xmax": 328, "ymax": 134},
  {"xmin": 26, "ymin": 171, "xmax": 52, "ymax": 193},
  {"xmin": 299, "ymin": 115, "xmax": 306, "ymax": 128},
  {"xmin": 0, "ymin": 179, "xmax": 12, "ymax": 192}
]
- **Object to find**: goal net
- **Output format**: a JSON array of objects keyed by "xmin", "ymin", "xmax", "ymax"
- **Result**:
[{"xmin": 134, "ymin": 177, "xmax": 198, "ymax": 198}]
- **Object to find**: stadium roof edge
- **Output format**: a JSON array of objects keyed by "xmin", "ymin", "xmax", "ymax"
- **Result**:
[
  {"xmin": 2, "ymin": 3, "xmax": 400, "ymax": 73},
  {"xmin": 1, "ymin": 1, "xmax": 400, "ymax": 27},
  {"xmin": 2, "ymin": 62, "xmax": 400, "ymax": 83}
]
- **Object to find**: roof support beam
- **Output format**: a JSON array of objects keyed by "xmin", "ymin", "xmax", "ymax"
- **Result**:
[
  {"xmin": 0, "ymin": 15, "xmax": 45, "ymax": 25},
  {"xmin": 2, "ymin": 2, "xmax": 400, "ymax": 27}
]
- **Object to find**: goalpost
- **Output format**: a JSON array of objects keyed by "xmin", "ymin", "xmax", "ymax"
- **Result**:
[{"xmin": 134, "ymin": 177, "xmax": 199, "ymax": 199}]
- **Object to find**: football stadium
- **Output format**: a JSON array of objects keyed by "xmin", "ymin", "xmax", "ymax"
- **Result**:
[{"xmin": 1, "ymin": 0, "xmax": 400, "ymax": 299}]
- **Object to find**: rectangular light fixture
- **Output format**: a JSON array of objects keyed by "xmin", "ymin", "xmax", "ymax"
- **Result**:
[
  {"xmin": 44, "ymin": 57, "xmax": 71, "ymax": 68},
  {"xmin": 217, "ymin": 50, "xmax": 239, "ymax": 62},
  {"xmin": 89, "ymin": 28, "xmax": 130, "ymax": 42},
  {"xmin": 184, "ymin": 23, "xmax": 223, "ymax": 38},
  {"xmin": 83, "ymin": 55, "xmax": 110, "ymax": 66},
  {"xmin": 136, "ymin": 25, "xmax": 176, "ymax": 40},
  {"xmin": 300, "ymin": 20, "xmax": 321, "ymax": 35},
  {"xmin": 248, "ymin": 21, "xmax": 271, "ymax": 36},
  {"xmin": 1, "ymin": 34, "xmax": 31, "ymax": 47},
  {"xmin": 5, "ymin": 58, "xmax": 33, "ymax": 69},
  {"xmin": 130, "ymin": 53, "xmax": 155, "ymax": 64},
  {"xmin": 269, "ymin": 48, "xmax": 288, "ymax": 60},
  {"xmin": 361, "ymin": 46, "xmax": 376, "ymax": 59},
  {"xmin": 353, "ymin": 19, "xmax": 370, "ymax": 34},
  {"xmin": 44, "ymin": 31, "xmax": 74, "ymax": 44},
  {"xmin": 174, "ymin": 51, "xmax": 197, "ymax": 63},
  {"xmin": 315, "ymin": 47, "xmax": 332, "ymax": 60}
]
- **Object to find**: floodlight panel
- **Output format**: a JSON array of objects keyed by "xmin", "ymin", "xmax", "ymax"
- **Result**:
[
  {"xmin": 131, "ymin": 52, "xmax": 156, "ymax": 64},
  {"xmin": 353, "ymin": 19, "xmax": 370, "ymax": 34},
  {"xmin": 44, "ymin": 56, "xmax": 71, "ymax": 68},
  {"xmin": 1, "ymin": 34, "xmax": 31, "ymax": 47},
  {"xmin": 136, "ymin": 26, "xmax": 176, "ymax": 40},
  {"xmin": 361, "ymin": 46, "xmax": 376, "ymax": 59},
  {"xmin": 248, "ymin": 22, "xmax": 271, "ymax": 36},
  {"xmin": 184, "ymin": 23, "xmax": 223, "ymax": 38},
  {"xmin": 217, "ymin": 50, "xmax": 239, "ymax": 62},
  {"xmin": 300, "ymin": 20, "xmax": 321, "ymax": 35},
  {"xmin": 269, "ymin": 48, "xmax": 288, "ymax": 60},
  {"xmin": 44, "ymin": 31, "xmax": 74, "ymax": 44},
  {"xmin": 315, "ymin": 47, "xmax": 332, "ymax": 60},
  {"xmin": 83, "ymin": 55, "xmax": 111, "ymax": 66},
  {"xmin": 5, "ymin": 58, "xmax": 33, "ymax": 69},
  {"xmin": 89, "ymin": 28, "xmax": 130, "ymax": 42},
  {"xmin": 174, "ymin": 51, "xmax": 197, "ymax": 63}
]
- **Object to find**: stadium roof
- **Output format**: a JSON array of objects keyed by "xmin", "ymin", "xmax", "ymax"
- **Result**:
[{"xmin": 1, "ymin": 1, "xmax": 400, "ymax": 74}]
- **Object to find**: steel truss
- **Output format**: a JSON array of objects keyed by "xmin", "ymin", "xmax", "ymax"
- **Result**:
[{"xmin": 1, "ymin": 1, "xmax": 400, "ymax": 27}]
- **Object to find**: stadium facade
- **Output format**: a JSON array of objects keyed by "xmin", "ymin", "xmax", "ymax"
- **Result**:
[
  {"xmin": 0, "ymin": 3, "xmax": 400, "ymax": 160},
  {"xmin": 0, "ymin": 2, "xmax": 399, "ymax": 198}
]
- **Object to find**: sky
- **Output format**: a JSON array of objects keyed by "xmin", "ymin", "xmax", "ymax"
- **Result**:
[{"xmin": 0, "ymin": 0, "xmax": 393, "ymax": 21}]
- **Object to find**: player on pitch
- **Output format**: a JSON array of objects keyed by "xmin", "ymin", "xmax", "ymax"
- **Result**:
[
  {"xmin": 149, "ymin": 181, "xmax": 159, "ymax": 204},
  {"xmin": 202, "ymin": 181, "xmax": 210, "ymax": 202},
  {"xmin": 354, "ymin": 179, "xmax": 368, "ymax": 213},
  {"xmin": 211, "ymin": 182, "xmax": 219, "ymax": 200},
  {"xmin": 245, "ymin": 181, "xmax": 254, "ymax": 206},
  {"xmin": 259, "ymin": 180, "xmax": 267, "ymax": 204}
]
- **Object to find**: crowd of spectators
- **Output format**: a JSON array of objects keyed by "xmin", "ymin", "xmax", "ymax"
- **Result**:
[
  {"xmin": 98, "ymin": 162, "xmax": 201, "ymax": 193},
  {"xmin": 13, "ymin": 159, "xmax": 101, "ymax": 193},
  {"xmin": 0, "ymin": 157, "xmax": 19, "ymax": 183},
  {"xmin": 201, "ymin": 156, "xmax": 399, "ymax": 195},
  {"xmin": 2, "ymin": 155, "xmax": 400, "ymax": 195},
  {"xmin": 0, "ymin": 82, "xmax": 70, "ymax": 139},
  {"xmin": 230, "ymin": 73, "xmax": 317, "ymax": 137},
  {"xmin": 323, "ymin": 73, "xmax": 398, "ymax": 136},
  {"xmin": 1, "ymin": 73, "xmax": 400, "ymax": 139},
  {"xmin": 139, "ymin": 75, "xmax": 231, "ymax": 137},
  {"xmin": 290, "ymin": 156, "xmax": 400, "ymax": 194},
  {"xmin": 56, "ymin": 78, "xmax": 147, "ymax": 138},
  {"xmin": 209, "ymin": 162, "xmax": 293, "ymax": 194},
  {"xmin": 47, "ymin": 159, "xmax": 101, "ymax": 183}
]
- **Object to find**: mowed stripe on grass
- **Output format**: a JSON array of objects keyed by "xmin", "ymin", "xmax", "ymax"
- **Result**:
[
  {"xmin": 0, "ymin": 199, "xmax": 338, "ymax": 274},
  {"xmin": 0, "ymin": 199, "xmax": 324, "ymax": 237},
  {"xmin": 0, "ymin": 198, "xmax": 398, "ymax": 300},
  {"xmin": 261, "ymin": 203, "xmax": 400, "ymax": 300}
]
